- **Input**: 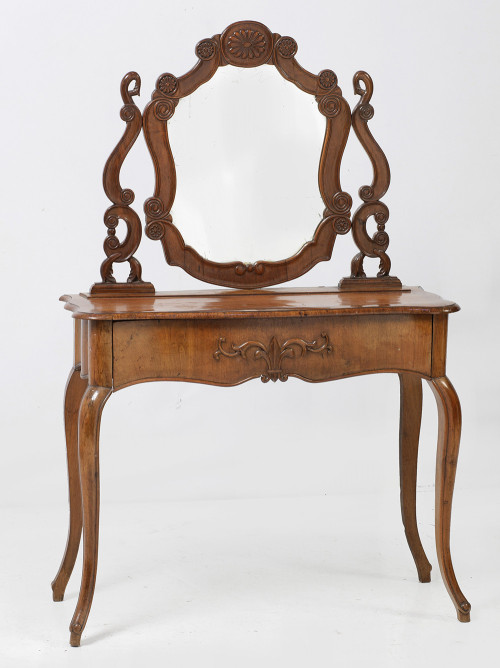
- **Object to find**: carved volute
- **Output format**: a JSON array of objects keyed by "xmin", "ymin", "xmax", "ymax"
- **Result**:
[{"xmin": 92, "ymin": 21, "xmax": 400, "ymax": 293}]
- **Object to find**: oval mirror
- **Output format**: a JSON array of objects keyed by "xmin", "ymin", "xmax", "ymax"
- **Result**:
[{"xmin": 169, "ymin": 65, "xmax": 325, "ymax": 263}]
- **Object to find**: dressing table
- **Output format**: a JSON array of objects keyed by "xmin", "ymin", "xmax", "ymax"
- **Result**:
[{"xmin": 53, "ymin": 21, "xmax": 470, "ymax": 646}]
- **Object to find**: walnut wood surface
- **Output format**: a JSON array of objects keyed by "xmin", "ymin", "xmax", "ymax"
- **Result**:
[
  {"xmin": 60, "ymin": 286, "xmax": 459, "ymax": 321},
  {"xmin": 112, "ymin": 315, "xmax": 432, "ymax": 389},
  {"xmin": 428, "ymin": 377, "xmax": 471, "ymax": 623},
  {"xmin": 399, "ymin": 373, "xmax": 432, "ymax": 583},
  {"xmin": 69, "ymin": 385, "xmax": 111, "ymax": 647},
  {"xmin": 88, "ymin": 21, "xmax": 396, "ymax": 292},
  {"xmin": 51, "ymin": 366, "xmax": 88, "ymax": 602},
  {"xmin": 142, "ymin": 20, "xmax": 356, "ymax": 288},
  {"xmin": 56, "ymin": 19, "xmax": 469, "ymax": 647},
  {"xmin": 55, "ymin": 290, "xmax": 469, "ymax": 644},
  {"xmin": 346, "ymin": 71, "xmax": 395, "ymax": 280},
  {"xmin": 80, "ymin": 321, "xmax": 89, "ymax": 377},
  {"xmin": 92, "ymin": 73, "xmax": 154, "ymax": 294},
  {"xmin": 431, "ymin": 313, "xmax": 449, "ymax": 378}
]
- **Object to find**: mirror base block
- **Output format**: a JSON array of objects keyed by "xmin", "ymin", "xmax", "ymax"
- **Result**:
[
  {"xmin": 89, "ymin": 282, "xmax": 156, "ymax": 297},
  {"xmin": 338, "ymin": 276, "xmax": 405, "ymax": 292}
]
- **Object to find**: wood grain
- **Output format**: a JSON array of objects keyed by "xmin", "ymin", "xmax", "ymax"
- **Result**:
[
  {"xmin": 431, "ymin": 314, "xmax": 448, "ymax": 377},
  {"xmin": 88, "ymin": 321, "xmax": 112, "ymax": 387},
  {"xmin": 56, "ymin": 20, "xmax": 469, "ymax": 645},
  {"xmin": 142, "ymin": 19, "xmax": 354, "ymax": 288},
  {"xmin": 80, "ymin": 321, "xmax": 89, "ymax": 377},
  {"xmin": 91, "ymin": 72, "xmax": 154, "ymax": 294},
  {"xmin": 112, "ymin": 315, "xmax": 432, "ymax": 389},
  {"xmin": 428, "ymin": 376, "xmax": 471, "ymax": 622},
  {"xmin": 56, "ymin": 290, "xmax": 468, "ymax": 643},
  {"xmin": 61, "ymin": 286, "xmax": 459, "ymax": 321},
  {"xmin": 69, "ymin": 386, "xmax": 112, "ymax": 647},
  {"xmin": 51, "ymin": 366, "xmax": 88, "ymax": 602},
  {"xmin": 399, "ymin": 373, "xmax": 432, "ymax": 583}
]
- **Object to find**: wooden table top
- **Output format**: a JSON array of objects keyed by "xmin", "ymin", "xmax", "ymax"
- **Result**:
[{"xmin": 61, "ymin": 286, "xmax": 460, "ymax": 320}]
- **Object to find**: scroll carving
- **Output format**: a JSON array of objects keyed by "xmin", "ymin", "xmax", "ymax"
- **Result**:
[
  {"xmin": 143, "ymin": 20, "xmax": 353, "ymax": 289},
  {"xmin": 214, "ymin": 333, "xmax": 333, "ymax": 383},
  {"xmin": 88, "ymin": 22, "xmax": 405, "ymax": 292},
  {"xmin": 92, "ymin": 72, "xmax": 154, "ymax": 294},
  {"xmin": 343, "ymin": 71, "xmax": 400, "ymax": 286},
  {"xmin": 352, "ymin": 72, "xmax": 390, "ymax": 204}
]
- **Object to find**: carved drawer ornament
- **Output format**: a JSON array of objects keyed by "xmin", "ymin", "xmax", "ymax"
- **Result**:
[{"xmin": 214, "ymin": 333, "xmax": 333, "ymax": 383}]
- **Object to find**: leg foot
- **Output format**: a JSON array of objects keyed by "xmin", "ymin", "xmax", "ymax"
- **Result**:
[
  {"xmin": 69, "ymin": 385, "xmax": 111, "ymax": 646},
  {"xmin": 70, "ymin": 631, "xmax": 81, "ymax": 647},
  {"xmin": 399, "ymin": 373, "xmax": 432, "ymax": 583},
  {"xmin": 51, "ymin": 367, "xmax": 88, "ymax": 602},
  {"xmin": 428, "ymin": 376, "xmax": 471, "ymax": 622},
  {"xmin": 457, "ymin": 603, "xmax": 471, "ymax": 623}
]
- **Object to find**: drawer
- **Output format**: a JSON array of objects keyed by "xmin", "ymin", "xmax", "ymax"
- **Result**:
[{"xmin": 112, "ymin": 315, "xmax": 432, "ymax": 389}]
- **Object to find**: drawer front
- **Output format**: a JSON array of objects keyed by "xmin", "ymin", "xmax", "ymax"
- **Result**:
[{"xmin": 112, "ymin": 315, "xmax": 432, "ymax": 389}]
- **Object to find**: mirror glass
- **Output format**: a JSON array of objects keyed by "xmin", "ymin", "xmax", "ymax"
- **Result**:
[{"xmin": 168, "ymin": 65, "xmax": 326, "ymax": 262}]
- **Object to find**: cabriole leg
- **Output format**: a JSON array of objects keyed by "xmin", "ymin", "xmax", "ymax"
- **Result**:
[
  {"xmin": 51, "ymin": 366, "xmax": 88, "ymax": 601},
  {"xmin": 428, "ymin": 376, "xmax": 471, "ymax": 622},
  {"xmin": 399, "ymin": 373, "xmax": 432, "ymax": 582},
  {"xmin": 69, "ymin": 385, "xmax": 111, "ymax": 647}
]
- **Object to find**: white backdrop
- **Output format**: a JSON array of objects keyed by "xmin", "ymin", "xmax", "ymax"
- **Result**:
[{"xmin": 1, "ymin": 0, "xmax": 499, "ymax": 664}]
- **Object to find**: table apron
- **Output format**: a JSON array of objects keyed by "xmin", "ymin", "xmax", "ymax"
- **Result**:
[{"xmin": 111, "ymin": 314, "xmax": 436, "ymax": 389}]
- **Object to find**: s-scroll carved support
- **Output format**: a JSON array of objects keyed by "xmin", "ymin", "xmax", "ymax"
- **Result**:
[
  {"xmin": 339, "ymin": 71, "xmax": 402, "ymax": 291},
  {"xmin": 214, "ymin": 333, "xmax": 333, "ymax": 383},
  {"xmin": 91, "ymin": 72, "xmax": 154, "ymax": 296}
]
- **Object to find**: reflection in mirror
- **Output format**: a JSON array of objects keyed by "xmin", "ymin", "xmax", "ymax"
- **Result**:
[{"xmin": 168, "ymin": 65, "xmax": 326, "ymax": 263}]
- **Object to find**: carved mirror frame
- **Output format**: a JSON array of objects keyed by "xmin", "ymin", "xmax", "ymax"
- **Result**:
[{"xmin": 91, "ymin": 20, "xmax": 401, "ymax": 295}]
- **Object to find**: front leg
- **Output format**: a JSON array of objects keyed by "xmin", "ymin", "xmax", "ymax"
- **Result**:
[
  {"xmin": 51, "ymin": 367, "xmax": 88, "ymax": 601},
  {"xmin": 399, "ymin": 373, "xmax": 432, "ymax": 582},
  {"xmin": 428, "ymin": 376, "xmax": 471, "ymax": 622},
  {"xmin": 69, "ymin": 385, "xmax": 111, "ymax": 647}
]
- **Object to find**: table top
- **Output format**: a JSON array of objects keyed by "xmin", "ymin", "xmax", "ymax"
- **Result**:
[{"xmin": 61, "ymin": 286, "xmax": 460, "ymax": 320}]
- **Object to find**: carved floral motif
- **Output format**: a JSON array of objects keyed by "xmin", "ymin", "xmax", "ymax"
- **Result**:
[
  {"xmin": 146, "ymin": 222, "xmax": 165, "ymax": 240},
  {"xmin": 157, "ymin": 73, "xmax": 178, "ymax": 95},
  {"xmin": 227, "ymin": 29, "xmax": 267, "ymax": 59},
  {"xmin": 276, "ymin": 36, "xmax": 298, "ymax": 58},
  {"xmin": 214, "ymin": 333, "xmax": 333, "ymax": 383},
  {"xmin": 196, "ymin": 39, "xmax": 216, "ymax": 60},
  {"xmin": 334, "ymin": 217, "xmax": 350, "ymax": 234},
  {"xmin": 319, "ymin": 69, "xmax": 337, "ymax": 89}
]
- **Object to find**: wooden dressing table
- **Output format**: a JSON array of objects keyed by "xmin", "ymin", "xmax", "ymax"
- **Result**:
[{"xmin": 53, "ymin": 21, "xmax": 470, "ymax": 646}]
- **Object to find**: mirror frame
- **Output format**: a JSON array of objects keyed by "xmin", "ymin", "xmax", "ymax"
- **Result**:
[
  {"xmin": 143, "ymin": 20, "xmax": 353, "ymax": 288},
  {"xmin": 91, "ymin": 20, "xmax": 399, "ymax": 296}
]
